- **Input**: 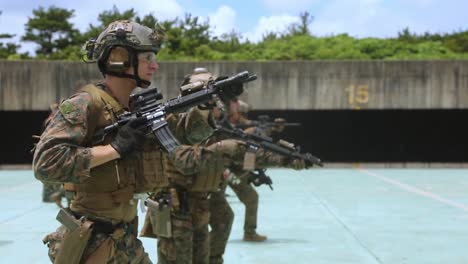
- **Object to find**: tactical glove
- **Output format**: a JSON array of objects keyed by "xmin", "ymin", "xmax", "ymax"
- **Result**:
[{"xmin": 111, "ymin": 117, "xmax": 146, "ymax": 158}]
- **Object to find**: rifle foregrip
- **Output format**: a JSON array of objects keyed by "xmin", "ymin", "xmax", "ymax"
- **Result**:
[{"xmin": 305, "ymin": 153, "xmax": 323, "ymax": 167}]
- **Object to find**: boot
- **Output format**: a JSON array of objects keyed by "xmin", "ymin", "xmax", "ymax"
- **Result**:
[{"xmin": 243, "ymin": 232, "xmax": 267, "ymax": 242}]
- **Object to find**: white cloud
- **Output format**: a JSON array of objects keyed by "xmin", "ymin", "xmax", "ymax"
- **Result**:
[
  {"xmin": 311, "ymin": 0, "xmax": 405, "ymax": 38},
  {"xmin": 209, "ymin": 5, "xmax": 237, "ymax": 36},
  {"xmin": 244, "ymin": 15, "xmax": 299, "ymax": 42},
  {"xmin": 408, "ymin": 0, "xmax": 437, "ymax": 7},
  {"xmin": 309, "ymin": 0, "xmax": 467, "ymax": 38},
  {"xmin": 262, "ymin": 0, "xmax": 317, "ymax": 13}
]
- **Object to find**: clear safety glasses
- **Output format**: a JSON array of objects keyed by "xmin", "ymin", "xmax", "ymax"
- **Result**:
[{"xmin": 138, "ymin": 52, "xmax": 157, "ymax": 64}]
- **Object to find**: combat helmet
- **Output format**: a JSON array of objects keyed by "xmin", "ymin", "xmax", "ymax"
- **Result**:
[
  {"xmin": 83, "ymin": 20, "xmax": 165, "ymax": 88},
  {"xmin": 179, "ymin": 67, "xmax": 216, "ymax": 95},
  {"xmin": 179, "ymin": 67, "xmax": 225, "ymax": 111}
]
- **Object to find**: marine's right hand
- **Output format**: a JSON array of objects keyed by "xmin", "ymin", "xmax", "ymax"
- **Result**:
[{"xmin": 110, "ymin": 117, "xmax": 146, "ymax": 158}]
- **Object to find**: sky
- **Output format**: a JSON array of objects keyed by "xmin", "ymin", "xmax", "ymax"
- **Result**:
[{"xmin": 0, "ymin": 0, "xmax": 467, "ymax": 54}]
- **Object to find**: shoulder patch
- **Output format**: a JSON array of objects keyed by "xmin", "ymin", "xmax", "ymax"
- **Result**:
[
  {"xmin": 59, "ymin": 101, "xmax": 76, "ymax": 115},
  {"xmin": 58, "ymin": 93, "xmax": 91, "ymax": 125}
]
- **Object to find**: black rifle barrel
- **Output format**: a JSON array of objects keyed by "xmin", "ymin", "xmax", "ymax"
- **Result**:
[{"xmin": 216, "ymin": 125, "xmax": 323, "ymax": 167}]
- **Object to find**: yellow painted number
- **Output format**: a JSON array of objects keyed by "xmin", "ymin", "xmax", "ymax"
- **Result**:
[{"xmin": 345, "ymin": 84, "xmax": 369, "ymax": 109}]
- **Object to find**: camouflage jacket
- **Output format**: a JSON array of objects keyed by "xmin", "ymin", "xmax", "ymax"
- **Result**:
[{"xmin": 33, "ymin": 92, "xmax": 95, "ymax": 184}]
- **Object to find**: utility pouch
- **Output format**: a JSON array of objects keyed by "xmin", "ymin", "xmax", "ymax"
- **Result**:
[
  {"xmin": 54, "ymin": 208, "xmax": 94, "ymax": 264},
  {"xmin": 139, "ymin": 211, "xmax": 158, "ymax": 239},
  {"xmin": 146, "ymin": 197, "xmax": 172, "ymax": 238},
  {"xmin": 243, "ymin": 145, "xmax": 257, "ymax": 170}
]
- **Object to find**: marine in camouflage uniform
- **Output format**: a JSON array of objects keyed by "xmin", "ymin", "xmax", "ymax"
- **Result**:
[
  {"xmin": 226, "ymin": 100, "xmax": 265, "ymax": 241},
  {"xmin": 34, "ymin": 20, "xmax": 166, "ymax": 264},
  {"xmin": 208, "ymin": 99, "xmax": 303, "ymax": 264},
  {"xmin": 152, "ymin": 68, "xmax": 306, "ymax": 264},
  {"xmin": 227, "ymin": 100, "xmax": 280, "ymax": 242},
  {"xmin": 152, "ymin": 68, "xmax": 243, "ymax": 264}
]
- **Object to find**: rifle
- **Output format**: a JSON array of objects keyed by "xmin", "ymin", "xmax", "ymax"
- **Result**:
[
  {"xmin": 94, "ymin": 71, "xmax": 257, "ymax": 152},
  {"xmin": 216, "ymin": 122, "xmax": 323, "ymax": 168},
  {"xmin": 235, "ymin": 115, "xmax": 301, "ymax": 130},
  {"xmin": 248, "ymin": 169, "xmax": 274, "ymax": 190}
]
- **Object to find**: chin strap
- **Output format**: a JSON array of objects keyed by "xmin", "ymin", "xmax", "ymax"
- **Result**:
[
  {"xmin": 104, "ymin": 53, "xmax": 151, "ymax": 88},
  {"xmin": 130, "ymin": 52, "xmax": 151, "ymax": 88}
]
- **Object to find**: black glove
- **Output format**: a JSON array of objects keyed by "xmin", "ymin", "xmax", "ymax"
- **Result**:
[
  {"xmin": 215, "ymin": 75, "xmax": 244, "ymax": 103},
  {"xmin": 111, "ymin": 117, "xmax": 146, "ymax": 158}
]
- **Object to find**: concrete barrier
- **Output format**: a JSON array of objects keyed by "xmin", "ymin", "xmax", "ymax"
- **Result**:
[{"xmin": 1, "ymin": 60, "xmax": 467, "ymax": 110}]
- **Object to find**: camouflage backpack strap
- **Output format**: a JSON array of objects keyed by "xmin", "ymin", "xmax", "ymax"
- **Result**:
[{"xmin": 79, "ymin": 84, "xmax": 124, "ymax": 144}]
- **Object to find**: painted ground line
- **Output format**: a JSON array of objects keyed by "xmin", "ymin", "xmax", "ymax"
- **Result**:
[{"xmin": 358, "ymin": 168, "xmax": 468, "ymax": 212}]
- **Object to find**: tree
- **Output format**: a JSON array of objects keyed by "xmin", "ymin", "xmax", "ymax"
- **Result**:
[
  {"xmin": 286, "ymin": 11, "xmax": 314, "ymax": 36},
  {"xmin": 135, "ymin": 13, "xmax": 158, "ymax": 28},
  {"xmin": 155, "ymin": 14, "xmax": 211, "ymax": 58},
  {"xmin": 83, "ymin": 6, "xmax": 137, "ymax": 40},
  {"xmin": 0, "ymin": 36, "xmax": 21, "ymax": 59},
  {"xmin": 179, "ymin": 14, "xmax": 211, "ymax": 54},
  {"xmin": 22, "ymin": 6, "xmax": 79, "ymax": 57},
  {"xmin": 0, "ymin": 10, "xmax": 28, "ymax": 59}
]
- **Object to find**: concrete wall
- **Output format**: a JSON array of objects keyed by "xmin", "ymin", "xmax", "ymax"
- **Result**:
[{"xmin": 1, "ymin": 60, "xmax": 468, "ymax": 111}]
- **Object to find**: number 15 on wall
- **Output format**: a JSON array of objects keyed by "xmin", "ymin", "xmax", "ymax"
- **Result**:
[{"xmin": 345, "ymin": 84, "xmax": 369, "ymax": 109}]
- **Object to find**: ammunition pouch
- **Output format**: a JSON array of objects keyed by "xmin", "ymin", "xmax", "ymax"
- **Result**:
[
  {"xmin": 189, "ymin": 148, "xmax": 224, "ymax": 192},
  {"xmin": 138, "ymin": 139, "xmax": 169, "ymax": 192}
]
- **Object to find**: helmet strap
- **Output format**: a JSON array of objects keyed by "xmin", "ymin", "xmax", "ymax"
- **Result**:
[{"xmin": 130, "ymin": 53, "xmax": 151, "ymax": 88}]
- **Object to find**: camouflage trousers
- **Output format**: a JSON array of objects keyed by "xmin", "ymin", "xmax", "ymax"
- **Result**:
[
  {"xmin": 228, "ymin": 177, "xmax": 259, "ymax": 234},
  {"xmin": 158, "ymin": 192, "xmax": 210, "ymax": 264},
  {"xmin": 208, "ymin": 185, "xmax": 234, "ymax": 264},
  {"xmin": 45, "ymin": 219, "xmax": 151, "ymax": 263}
]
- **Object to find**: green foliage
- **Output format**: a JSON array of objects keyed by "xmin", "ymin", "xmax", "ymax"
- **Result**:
[
  {"xmin": 49, "ymin": 45, "xmax": 82, "ymax": 60},
  {"xmin": 82, "ymin": 5, "xmax": 137, "ymax": 41},
  {"xmin": 0, "ymin": 42, "xmax": 20, "ymax": 59},
  {"xmin": 5, "ymin": 6, "xmax": 468, "ymax": 61},
  {"xmin": 135, "ymin": 13, "xmax": 158, "ymax": 28},
  {"xmin": 0, "ymin": 28, "xmax": 19, "ymax": 59},
  {"xmin": 441, "ymin": 31, "xmax": 468, "ymax": 53},
  {"xmin": 22, "ymin": 6, "xmax": 79, "ymax": 57},
  {"xmin": 0, "ymin": 12, "xmax": 29, "ymax": 59},
  {"xmin": 176, "ymin": 14, "xmax": 211, "ymax": 56}
]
